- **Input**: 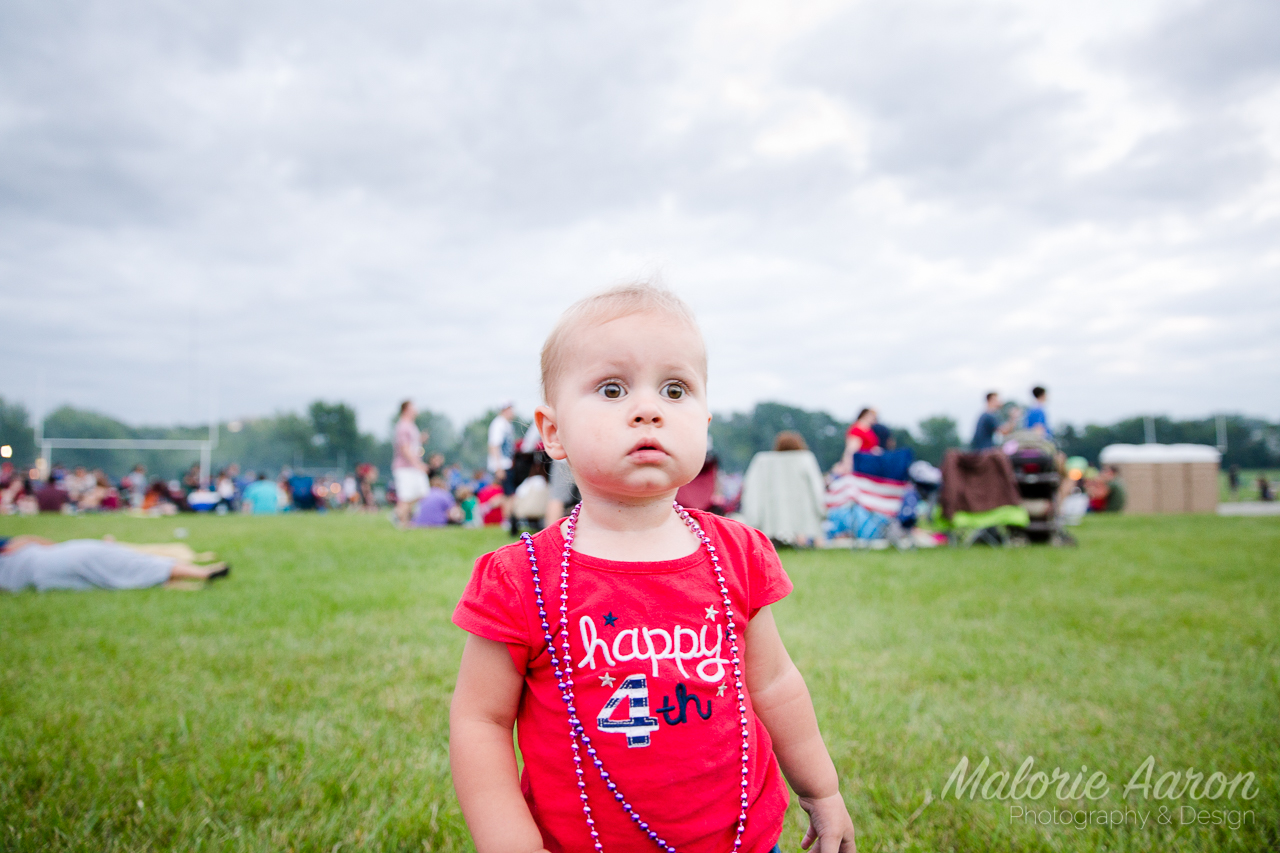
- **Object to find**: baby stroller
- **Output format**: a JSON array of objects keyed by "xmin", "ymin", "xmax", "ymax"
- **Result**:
[
  {"xmin": 938, "ymin": 449, "xmax": 1029, "ymax": 547},
  {"xmin": 1004, "ymin": 435, "xmax": 1075, "ymax": 546}
]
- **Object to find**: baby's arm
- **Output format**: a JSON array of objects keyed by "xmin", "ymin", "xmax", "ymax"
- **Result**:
[
  {"xmin": 745, "ymin": 606, "xmax": 856, "ymax": 853},
  {"xmin": 449, "ymin": 634, "xmax": 549, "ymax": 853}
]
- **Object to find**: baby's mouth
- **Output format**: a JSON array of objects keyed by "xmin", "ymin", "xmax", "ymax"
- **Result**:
[{"xmin": 628, "ymin": 439, "xmax": 667, "ymax": 460}]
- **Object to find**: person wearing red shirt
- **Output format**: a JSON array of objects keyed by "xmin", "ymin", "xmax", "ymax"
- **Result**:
[
  {"xmin": 450, "ymin": 285, "xmax": 856, "ymax": 853},
  {"xmin": 476, "ymin": 480, "xmax": 506, "ymax": 525},
  {"xmin": 839, "ymin": 408, "xmax": 880, "ymax": 473}
]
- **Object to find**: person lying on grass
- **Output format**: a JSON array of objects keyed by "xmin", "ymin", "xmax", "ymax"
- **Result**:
[
  {"xmin": 0, "ymin": 535, "xmax": 229, "ymax": 592},
  {"xmin": 450, "ymin": 284, "xmax": 857, "ymax": 853}
]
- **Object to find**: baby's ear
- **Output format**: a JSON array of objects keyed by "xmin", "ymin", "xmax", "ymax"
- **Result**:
[{"xmin": 535, "ymin": 406, "xmax": 568, "ymax": 461}]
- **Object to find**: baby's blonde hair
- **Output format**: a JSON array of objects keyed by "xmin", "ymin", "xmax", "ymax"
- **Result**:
[{"xmin": 540, "ymin": 282, "xmax": 707, "ymax": 403}]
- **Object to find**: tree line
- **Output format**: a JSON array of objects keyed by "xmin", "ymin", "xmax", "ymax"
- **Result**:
[{"xmin": 1, "ymin": 395, "xmax": 1276, "ymax": 481}]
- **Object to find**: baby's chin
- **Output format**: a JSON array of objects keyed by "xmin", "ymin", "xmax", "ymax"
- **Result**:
[{"xmin": 591, "ymin": 476, "xmax": 691, "ymax": 503}]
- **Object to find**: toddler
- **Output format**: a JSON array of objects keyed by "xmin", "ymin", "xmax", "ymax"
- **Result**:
[{"xmin": 451, "ymin": 284, "xmax": 856, "ymax": 852}]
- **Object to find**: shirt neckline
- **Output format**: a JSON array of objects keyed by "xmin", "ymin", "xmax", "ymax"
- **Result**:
[{"xmin": 539, "ymin": 513, "xmax": 711, "ymax": 575}]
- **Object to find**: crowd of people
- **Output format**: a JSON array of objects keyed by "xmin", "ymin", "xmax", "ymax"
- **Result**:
[
  {"xmin": 726, "ymin": 386, "xmax": 1134, "ymax": 550},
  {"xmin": 0, "ymin": 459, "xmax": 382, "ymax": 518},
  {"xmin": 388, "ymin": 399, "xmax": 572, "ymax": 531},
  {"xmin": 0, "ymin": 398, "xmax": 566, "ymax": 531},
  {"xmin": 6, "ymin": 385, "xmax": 1256, "ymax": 531}
]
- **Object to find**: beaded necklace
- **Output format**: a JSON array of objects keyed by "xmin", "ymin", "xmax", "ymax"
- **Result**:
[{"xmin": 520, "ymin": 501, "xmax": 751, "ymax": 852}]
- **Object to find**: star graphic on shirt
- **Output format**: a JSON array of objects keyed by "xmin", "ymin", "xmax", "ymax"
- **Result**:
[
  {"xmin": 704, "ymin": 605, "xmax": 719, "ymax": 621},
  {"xmin": 716, "ymin": 683, "xmax": 727, "ymax": 697},
  {"xmin": 600, "ymin": 673, "xmax": 616, "ymax": 688},
  {"xmin": 602, "ymin": 611, "xmax": 618, "ymax": 627}
]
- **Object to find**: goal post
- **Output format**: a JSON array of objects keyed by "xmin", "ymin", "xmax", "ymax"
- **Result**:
[{"xmin": 37, "ymin": 421, "xmax": 219, "ymax": 486}]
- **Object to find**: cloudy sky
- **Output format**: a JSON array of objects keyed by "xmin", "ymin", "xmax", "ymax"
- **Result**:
[{"xmin": 3, "ymin": 0, "xmax": 1277, "ymax": 438}]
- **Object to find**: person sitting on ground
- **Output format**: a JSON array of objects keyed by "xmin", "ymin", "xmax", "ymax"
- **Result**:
[
  {"xmin": 66, "ymin": 466, "xmax": 94, "ymax": 504},
  {"xmin": 242, "ymin": 472, "xmax": 285, "ymax": 514},
  {"xmin": 475, "ymin": 473, "xmax": 506, "ymax": 526},
  {"xmin": 544, "ymin": 458, "xmax": 577, "ymax": 524},
  {"xmin": 1, "ymin": 476, "xmax": 33, "ymax": 515},
  {"xmin": 76, "ymin": 471, "xmax": 118, "ymax": 511},
  {"xmin": 871, "ymin": 422, "xmax": 895, "ymax": 451},
  {"xmin": 125, "ymin": 464, "xmax": 147, "ymax": 508},
  {"xmin": 142, "ymin": 479, "xmax": 176, "ymax": 514},
  {"xmin": 427, "ymin": 452, "xmax": 447, "ymax": 479},
  {"xmin": 1258, "ymin": 475, "xmax": 1275, "ymax": 502},
  {"xmin": 0, "ymin": 535, "xmax": 229, "ymax": 592},
  {"xmin": 509, "ymin": 458, "xmax": 550, "ymax": 532},
  {"xmin": 838, "ymin": 407, "xmax": 881, "ymax": 472},
  {"xmin": 35, "ymin": 476, "xmax": 71, "ymax": 513},
  {"xmin": 411, "ymin": 475, "xmax": 462, "ymax": 527},
  {"xmin": 357, "ymin": 463, "xmax": 380, "ymax": 510},
  {"xmin": 456, "ymin": 484, "xmax": 479, "ymax": 526},
  {"xmin": 1087, "ymin": 465, "xmax": 1126, "ymax": 512},
  {"xmin": 741, "ymin": 431, "xmax": 828, "ymax": 548},
  {"xmin": 215, "ymin": 469, "xmax": 237, "ymax": 511}
]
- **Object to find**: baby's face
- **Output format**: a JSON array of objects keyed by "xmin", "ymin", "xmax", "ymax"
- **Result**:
[{"xmin": 539, "ymin": 311, "xmax": 709, "ymax": 504}]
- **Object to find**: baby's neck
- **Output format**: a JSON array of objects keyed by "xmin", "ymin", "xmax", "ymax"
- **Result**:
[{"xmin": 562, "ymin": 493, "xmax": 700, "ymax": 562}]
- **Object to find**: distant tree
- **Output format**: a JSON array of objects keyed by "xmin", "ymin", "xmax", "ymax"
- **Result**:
[
  {"xmin": 710, "ymin": 402, "xmax": 845, "ymax": 473},
  {"xmin": 455, "ymin": 409, "xmax": 506, "ymax": 473},
  {"xmin": 889, "ymin": 427, "xmax": 920, "ymax": 459},
  {"xmin": 415, "ymin": 409, "xmax": 458, "ymax": 459},
  {"xmin": 41, "ymin": 405, "xmax": 145, "ymax": 475},
  {"xmin": 915, "ymin": 415, "xmax": 962, "ymax": 465},
  {"xmin": 309, "ymin": 401, "xmax": 362, "ymax": 465},
  {"xmin": 0, "ymin": 397, "xmax": 36, "ymax": 467},
  {"xmin": 1058, "ymin": 415, "xmax": 1280, "ymax": 468}
]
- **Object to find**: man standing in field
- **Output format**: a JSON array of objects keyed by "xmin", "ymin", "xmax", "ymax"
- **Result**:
[
  {"xmin": 393, "ymin": 400, "xmax": 429, "ymax": 528},
  {"xmin": 487, "ymin": 402, "xmax": 516, "ymax": 518},
  {"xmin": 972, "ymin": 391, "xmax": 1013, "ymax": 451}
]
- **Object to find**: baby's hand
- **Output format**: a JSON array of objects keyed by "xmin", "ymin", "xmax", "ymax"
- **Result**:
[{"xmin": 798, "ymin": 792, "xmax": 856, "ymax": 853}]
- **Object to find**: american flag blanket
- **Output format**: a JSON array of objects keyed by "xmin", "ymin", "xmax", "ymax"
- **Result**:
[{"xmin": 826, "ymin": 472, "xmax": 909, "ymax": 517}]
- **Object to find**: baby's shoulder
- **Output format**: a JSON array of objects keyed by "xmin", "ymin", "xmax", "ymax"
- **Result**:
[
  {"xmin": 474, "ymin": 527, "xmax": 559, "ymax": 577},
  {"xmin": 689, "ymin": 510, "xmax": 770, "ymax": 554}
]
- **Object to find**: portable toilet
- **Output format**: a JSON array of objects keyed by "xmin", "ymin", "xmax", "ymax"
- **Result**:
[{"xmin": 1097, "ymin": 444, "xmax": 1221, "ymax": 514}]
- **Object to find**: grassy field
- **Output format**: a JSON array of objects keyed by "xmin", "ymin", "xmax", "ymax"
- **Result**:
[{"xmin": 1, "ymin": 512, "xmax": 1276, "ymax": 852}]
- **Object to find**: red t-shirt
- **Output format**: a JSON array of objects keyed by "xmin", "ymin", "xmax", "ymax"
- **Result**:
[
  {"xmin": 846, "ymin": 424, "xmax": 878, "ymax": 454},
  {"xmin": 453, "ymin": 511, "xmax": 794, "ymax": 853}
]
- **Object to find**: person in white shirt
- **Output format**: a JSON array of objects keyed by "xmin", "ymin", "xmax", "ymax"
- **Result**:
[
  {"xmin": 487, "ymin": 402, "xmax": 517, "ymax": 517},
  {"xmin": 126, "ymin": 465, "xmax": 147, "ymax": 509}
]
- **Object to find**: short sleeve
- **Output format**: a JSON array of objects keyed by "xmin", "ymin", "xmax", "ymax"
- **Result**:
[
  {"xmin": 745, "ymin": 526, "xmax": 793, "ymax": 619},
  {"xmin": 452, "ymin": 550, "xmax": 537, "ymax": 673}
]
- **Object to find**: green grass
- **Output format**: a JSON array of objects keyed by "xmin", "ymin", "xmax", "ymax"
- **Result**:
[{"xmin": 1, "ymin": 513, "xmax": 1276, "ymax": 852}]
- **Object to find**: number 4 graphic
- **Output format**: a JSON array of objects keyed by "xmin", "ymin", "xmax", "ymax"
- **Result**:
[{"xmin": 597, "ymin": 674, "xmax": 660, "ymax": 747}]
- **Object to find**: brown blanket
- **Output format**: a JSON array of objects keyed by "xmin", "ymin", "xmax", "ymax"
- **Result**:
[{"xmin": 941, "ymin": 449, "xmax": 1021, "ymax": 520}]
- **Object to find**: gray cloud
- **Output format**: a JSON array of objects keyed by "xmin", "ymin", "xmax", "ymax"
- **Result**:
[{"xmin": 1123, "ymin": 0, "xmax": 1280, "ymax": 97}]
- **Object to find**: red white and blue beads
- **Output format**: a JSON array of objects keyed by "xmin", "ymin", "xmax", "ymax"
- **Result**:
[{"xmin": 521, "ymin": 501, "xmax": 750, "ymax": 852}]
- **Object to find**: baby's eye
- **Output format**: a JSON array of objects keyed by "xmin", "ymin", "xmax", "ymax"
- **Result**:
[
  {"xmin": 662, "ymin": 383, "xmax": 685, "ymax": 400},
  {"xmin": 599, "ymin": 382, "xmax": 624, "ymax": 399}
]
